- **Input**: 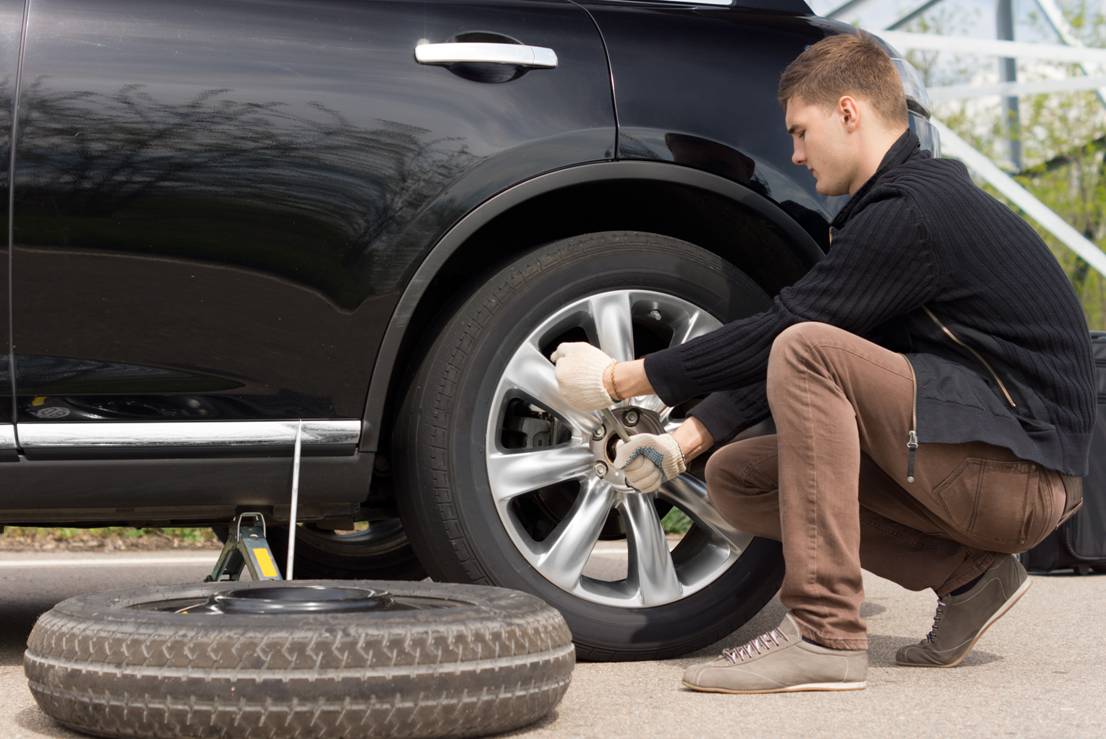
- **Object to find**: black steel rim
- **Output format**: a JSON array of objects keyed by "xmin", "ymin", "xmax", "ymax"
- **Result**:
[{"xmin": 130, "ymin": 585, "xmax": 467, "ymax": 615}]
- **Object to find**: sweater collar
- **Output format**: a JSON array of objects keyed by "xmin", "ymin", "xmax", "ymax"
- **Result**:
[{"xmin": 831, "ymin": 127, "xmax": 921, "ymax": 228}]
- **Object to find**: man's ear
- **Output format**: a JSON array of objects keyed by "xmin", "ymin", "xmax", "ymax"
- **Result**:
[{"xmin": 837, "ymin": 95, "xmax": 861, "ymax": 132}]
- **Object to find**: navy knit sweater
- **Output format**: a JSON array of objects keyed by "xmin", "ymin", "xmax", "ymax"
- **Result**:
[{"xmin": 643, "ymin": 128, "xmax": 1097, "ymax": 476}]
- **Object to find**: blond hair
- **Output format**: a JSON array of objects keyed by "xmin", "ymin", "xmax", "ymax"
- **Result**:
[{"xmin": 777, "ymin": 32, "xmax": 908, "ymax": 126}]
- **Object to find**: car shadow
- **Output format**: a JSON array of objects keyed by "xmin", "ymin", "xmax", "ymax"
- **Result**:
[{"xmin": 0, "ymin": 598, "xmax": 54, "ymax": 667}]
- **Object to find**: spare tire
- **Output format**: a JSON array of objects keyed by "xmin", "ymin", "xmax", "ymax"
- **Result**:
[{"xmin": 25, "ymin": 580, "xmax": 574, "ymax": 738}]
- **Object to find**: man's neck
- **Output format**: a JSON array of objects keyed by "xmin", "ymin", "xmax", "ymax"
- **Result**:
[{"xmin": 848, "ymin": 127, "xmax": 909, "ymax": 196}]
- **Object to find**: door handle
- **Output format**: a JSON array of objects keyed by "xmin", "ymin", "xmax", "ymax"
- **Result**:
[{"xmin": 415, "ymin": 42, "xmax": 558, "ymax": 69}]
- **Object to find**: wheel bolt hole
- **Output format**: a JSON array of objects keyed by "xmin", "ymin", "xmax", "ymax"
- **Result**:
[{"xmin": 605, "ymin": 435, "xmax": 620, "ymax": 461}]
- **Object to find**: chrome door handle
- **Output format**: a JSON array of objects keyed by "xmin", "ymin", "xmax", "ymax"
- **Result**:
[{"xmin": 415, "ymin": 42, "xmax": 558, "ymax": 69}]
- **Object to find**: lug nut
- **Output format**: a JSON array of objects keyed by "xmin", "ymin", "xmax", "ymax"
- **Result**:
[
  {"xmin": 624, "ymin": 410, "xmax": 639, "ymax": 426},
  {"xmin": 648, "ymin": 309, "xmax": 662, "ymax": 321},
  {"xmin": 594, "ymin": 462, "xmax": 608, "ymax": 477},
  {"xmin": 592, "ymin": 425, "xmax": 606, "ymax": 440}
]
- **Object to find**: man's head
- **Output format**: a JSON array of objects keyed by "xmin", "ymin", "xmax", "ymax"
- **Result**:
[{"xmin": 778, "ymin": 32, "xmax": 909, "ymax": 196}]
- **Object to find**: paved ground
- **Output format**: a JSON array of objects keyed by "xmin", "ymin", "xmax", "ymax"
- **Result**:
[{"xmin": 1, "ymin": 550, "xmax": 1103, "ymax": 738}]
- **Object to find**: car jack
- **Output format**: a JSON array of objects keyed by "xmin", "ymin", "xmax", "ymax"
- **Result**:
[
  {"xmin": 205, "ymin": 511, "xmax": 283, "ymax": 582},
  {"xmin": 205, "ymin": 421, "xmax": 304, "ymax": 582}
]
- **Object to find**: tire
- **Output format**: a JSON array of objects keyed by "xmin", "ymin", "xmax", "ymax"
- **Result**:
[
  {"xmin": 395, "ymin": 231, "xmax": 786, "ymax": 662},
  {"xmin": 25, "ymin": 579, "xmax": 574, "ymax": 738},
  {"xmin": 212, "ymin": 519, "xmax": 426, "ymax": 580}
]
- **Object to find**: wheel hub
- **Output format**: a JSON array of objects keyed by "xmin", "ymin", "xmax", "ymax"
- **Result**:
[{"xmin": 587, "ymin": 406, "xmax": 664, "ymax": 489}]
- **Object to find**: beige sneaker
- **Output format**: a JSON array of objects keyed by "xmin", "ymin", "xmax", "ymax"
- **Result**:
[
  {"xmin": 681, "ymin": 612, "xmax": 868, "ymax": 694},
  {"xmin": 896, "ymin": 554, "xmax": 1031, "ymax": 668}
]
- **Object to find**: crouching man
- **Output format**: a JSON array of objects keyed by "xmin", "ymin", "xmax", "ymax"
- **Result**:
[{"xmin": 550, "ymin": 32, "xmax": 1092, "ymax": 693}]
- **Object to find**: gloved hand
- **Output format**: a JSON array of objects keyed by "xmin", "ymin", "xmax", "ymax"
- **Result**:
[
  {"xmin": 549, "ymin": 342, "xmax": 617, "ymax": 412},
  {"xmin": 613, "ymin": 433, "xmax": 687, "ymax": 493}
]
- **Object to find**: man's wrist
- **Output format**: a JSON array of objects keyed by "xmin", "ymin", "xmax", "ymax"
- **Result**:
[
  {"xmin": 607, "ymin": 359, "xmax": 653, "ymax": 399},
  {"xmin": 670, "ymin": 417, "xmax": 715, "ymax": 462}
]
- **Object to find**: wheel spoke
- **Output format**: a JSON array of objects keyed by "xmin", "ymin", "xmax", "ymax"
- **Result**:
[
  {"xmin": 621, "ymin": 493, "xmax": 682, "ymax": 606},
  {"xmin": 487, "ymin": 445, "xmax": 594, "ymax": 503},
  {"xmin": 670, "ymin": 309, "xmax": 720, "ymax": 347},
  {"xmin": 658, "ymin": 476, "xmax": 751, "ymax": 552},
  {"xmin": 633, "ymin": 393, "xmax": 674, "ymax": 423},
  {"xmin": 588, "ymin": 292, "xmax": 635, "ymax": 362},
  {"xmin": 535, "ymin": 478, "xmax": 617, "ymax": 590},
  {"xmin": 501, "ymin": 341, "xmax": 596, "ymax": 431}
]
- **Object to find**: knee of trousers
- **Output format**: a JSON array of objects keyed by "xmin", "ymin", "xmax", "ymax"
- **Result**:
[
  {"xmin": 704, "ymin": 449, "xmax": 768, "ymax": 505},
  {"xmin": 704, "ymin": 456, "xmax": 778, "ymax": 537},
  {"xmin": 766, "ymin": 321, "xmax": 841, "ymax": 398}
]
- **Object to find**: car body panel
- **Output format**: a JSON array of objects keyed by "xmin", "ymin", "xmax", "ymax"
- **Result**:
[
  {"xmin": 579, "ymin": 1, "xmax": 841, "ymax": 247},
  {"xmin": 10, "ymin": 0, "xmax": 614, "ymax": 435}
]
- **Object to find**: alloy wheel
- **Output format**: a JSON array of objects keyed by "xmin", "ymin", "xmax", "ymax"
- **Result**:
[{"xmin": 486, "ymin": 289, "xmax": 753, "ymax": 608}]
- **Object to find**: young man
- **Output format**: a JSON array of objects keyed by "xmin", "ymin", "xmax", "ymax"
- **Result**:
[{"xmin": 550, "ymin": 32, "xmax": 1094, "ymax": 693}]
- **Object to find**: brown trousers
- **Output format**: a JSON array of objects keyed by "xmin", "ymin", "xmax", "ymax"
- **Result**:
[{"xmin": 705, "ymin": 321, "xmax": 1080, "ymax": 650}]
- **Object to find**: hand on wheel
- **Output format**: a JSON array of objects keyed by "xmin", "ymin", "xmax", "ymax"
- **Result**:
[
  {"xmin": 613, "ymin": 433, "xmax": 686, "ymax": 493},
  {"xmin": 549, "ymin": 342, "xmax": 618, "ymax": 412}
]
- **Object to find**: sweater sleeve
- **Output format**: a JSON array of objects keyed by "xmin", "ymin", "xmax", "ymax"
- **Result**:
[
  {"xmin": 644, "ymin": 189, "xmax": 941, "ymax": 417},
  {"xmin": 687, "ymin": 384, "xmax": 772, "ymax": 443}
]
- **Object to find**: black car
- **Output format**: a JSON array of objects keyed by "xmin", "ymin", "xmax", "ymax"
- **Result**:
[{"xmin": 0, "ymin": 0, "xmax": 937, "ymax": 660}]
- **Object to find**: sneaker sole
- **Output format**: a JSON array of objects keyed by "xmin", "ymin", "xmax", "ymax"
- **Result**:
[
  {"xmin": 896, "ymin": 574, "xmax": 1032, "ymax": 668},
  {"xmin": 681, "ymin": 680, "xmax": 867, "ymax": 695}
]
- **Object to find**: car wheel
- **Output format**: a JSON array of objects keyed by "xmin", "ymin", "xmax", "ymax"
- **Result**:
[
  {"xmin": 395, "ymin": 231, "xmax": 785, "ymax": 661},
  {"xmin": 211, "ymin": 517, "xmax": 426, "ymax": 580},
  {"xmin": 25, "ymin": 580, "xmax": 573, "ymax": 738}
]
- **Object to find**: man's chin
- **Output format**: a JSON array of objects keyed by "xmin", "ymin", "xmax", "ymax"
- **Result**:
[{"xmin": 815, "ymin": 181, "xmax": 847, "ymax": 197}]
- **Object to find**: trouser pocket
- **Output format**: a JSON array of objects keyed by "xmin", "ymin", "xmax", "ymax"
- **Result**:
[
  {"xmin": 1056, "ymin": 474, "xmax": 1084, "ymax": 527},
  {"xmin": 933, "ymin": 457, "xmax": 1054, "ymax": 552}
]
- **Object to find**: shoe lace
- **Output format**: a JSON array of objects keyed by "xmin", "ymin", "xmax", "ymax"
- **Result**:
[
  {"xmin": 721, "ymin": 627, "xmax": 791, "ymax": 664},
  {"xmin": 926, "ymin": 600, "xmax": 948, "ymax": 643}
]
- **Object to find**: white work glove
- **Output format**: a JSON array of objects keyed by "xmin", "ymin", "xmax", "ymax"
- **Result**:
[
  {"xmin": 613, "ymin": 433, "xmax": 687, "ymax": 493},
  {"xmin": 549, "ymin": 342, "xmax": 617, "ymax": 412}
]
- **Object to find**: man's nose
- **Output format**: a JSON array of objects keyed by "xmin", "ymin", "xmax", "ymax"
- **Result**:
[{"xmin": 792, "ymin": 148, "xmax": 804, "ymax": 166}]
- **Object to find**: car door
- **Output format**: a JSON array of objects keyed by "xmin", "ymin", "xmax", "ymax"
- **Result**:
[
  {"xmin": 9, "ymin": 0, "xmax": 613, "ymax": 457},
  {"xmin": 0, "ymin": 0, "xmax": 21, "ymax": 461}
]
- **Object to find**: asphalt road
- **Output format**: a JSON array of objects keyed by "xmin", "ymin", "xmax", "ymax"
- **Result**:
[{"xmin": 1, "ymin": 549, "xmax": 1103, "ymax": 738}]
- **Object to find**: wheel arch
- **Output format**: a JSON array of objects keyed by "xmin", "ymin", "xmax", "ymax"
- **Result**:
[{"xmin": 360, "ymin": 161, "xmax": 827, "ymax": 457}]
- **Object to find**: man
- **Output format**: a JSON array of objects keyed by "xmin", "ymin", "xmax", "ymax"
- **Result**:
[{"xmin": 550, "ymin": 32, "xmax": 1094, "ymax": 694}]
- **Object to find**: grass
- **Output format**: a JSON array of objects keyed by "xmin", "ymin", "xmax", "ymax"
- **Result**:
[
  {"xmin": 661, "ymin": 508, "xmax": 693, "ymax": 535},
  {"xmin": 0, "ymin": 526, "xmax": 219, "ymax": 549}
]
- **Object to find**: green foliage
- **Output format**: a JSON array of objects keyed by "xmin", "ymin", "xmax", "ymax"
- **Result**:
[
  {"xmin": 661, "ymin": 507, "xmax": 693, "ymax": 535},
  {"xmin": 1, "ymin": 526, "xmax": 218, "ymax": 546}
]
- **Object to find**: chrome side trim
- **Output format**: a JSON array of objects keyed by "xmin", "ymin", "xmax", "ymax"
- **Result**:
[
  {"xmin": 0, "ymin": 425, "xmax": 15, "ymax": 450},
  {"xmin": 17, "ymin": 420, "xmax": 361, "ymax": 451}
]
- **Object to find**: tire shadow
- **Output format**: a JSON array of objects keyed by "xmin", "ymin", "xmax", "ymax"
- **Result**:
[
  {"xmin": 14, "ymin": 706, "xmax": 85, "ymax": 738},
  {"xmin": 500, "ymin": 709, "xmax": 560, "ymax": 737}
]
